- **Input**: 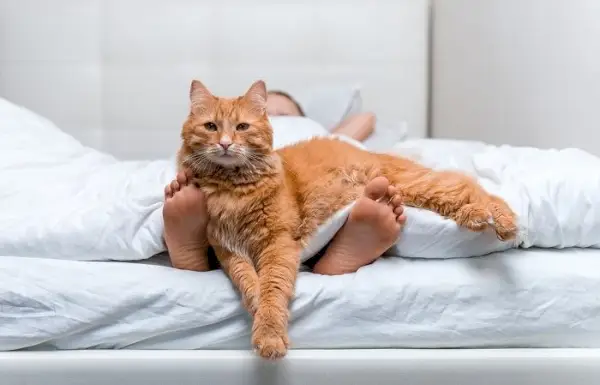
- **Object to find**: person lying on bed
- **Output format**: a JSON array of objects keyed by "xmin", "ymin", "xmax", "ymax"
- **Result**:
[
  {"xmin": 267, "ymin": 90, "xmax": 376, "ymax": 142},
  {"xmin": 162, "ymin": 90, "xmax": 404, "ymax": 276}
]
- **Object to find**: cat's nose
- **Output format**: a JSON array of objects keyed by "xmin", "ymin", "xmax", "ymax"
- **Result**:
[{"xmin": 219, "ymin": 135, "xmax": 233, "ymax": 151}]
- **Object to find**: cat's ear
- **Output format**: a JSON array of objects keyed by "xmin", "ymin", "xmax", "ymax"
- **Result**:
[
  {"xmin": 189, "ymin": 80, "xmax": 214, "ymax": 114},
  {"xmin": 243, "ymin": 80, "xmax": 267, "ymax": 115}
]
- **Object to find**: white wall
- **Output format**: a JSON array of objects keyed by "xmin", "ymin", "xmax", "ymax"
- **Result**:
[
  {"xmin": 432, "ymin": 0, "xmax": 600, "ymax": 155},
  {"xmin": 0, "ymin": 0, "xmax": 429, "ymax": 159}
]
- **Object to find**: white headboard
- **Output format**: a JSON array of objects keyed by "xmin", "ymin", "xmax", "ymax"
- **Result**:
[{"xmin": 0, "ymin": 0, "xmax": 430, "ymax": 159}]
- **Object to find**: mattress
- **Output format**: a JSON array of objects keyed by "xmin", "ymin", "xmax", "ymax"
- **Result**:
[{"xmin": 3, "ymin": 247, "xmax": 600, "ymax": 351}]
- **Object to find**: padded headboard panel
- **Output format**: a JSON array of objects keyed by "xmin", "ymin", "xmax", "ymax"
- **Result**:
[
  {"xmin": 431, "ymin": 0, "xmax": 600, "ymax": 155},
  {"xmin": 0, "ymin": 0, "xmax": 430, "ymax": 159}
]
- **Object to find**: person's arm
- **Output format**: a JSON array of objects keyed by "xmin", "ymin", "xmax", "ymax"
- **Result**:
[{"xmin": 331, "ymin": 112, "xmax": 376, "ymax": 142}]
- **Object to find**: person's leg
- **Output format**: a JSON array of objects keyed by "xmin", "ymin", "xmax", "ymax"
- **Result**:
[
  {"xmin": 312, "ymin": 177, "xmax": 405, "ymax": 275},
  {"xmin": 163, "ymin": 173, "xmax": 405, "ymax": 275},
  {"xmin": 163, "ymin": 170, "xmax": 210, "ymax": 271}
]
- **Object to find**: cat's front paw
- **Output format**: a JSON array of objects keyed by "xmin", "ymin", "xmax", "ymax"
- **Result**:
[
  {"xmin": 251, "ymin": 310, "xmax": 290, "ymax": 360},
  {"xmin": 252, "ymin": 328, "xmax": 289, "ymax": 360}
]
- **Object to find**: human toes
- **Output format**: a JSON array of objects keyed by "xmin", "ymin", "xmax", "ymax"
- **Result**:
[
  {"xmin": 173, "ymin": 169, "xmax": 194, "ymax": 189},
  {"xmin": 166, "ymin": 173, "xmax": 189, "ymax": 197},
  {"xmin": 167, "ymin": 170, "xmax": 194, "ymax": 195},
  {"xmin": 164, "ymin": 185, "xmax": 207, "ymax": 220},
  {"xmin": 178, "ymin": 185, "xmax": 207, "ymax": 210},
  {"xmin": 176, "ymin": 170, "xmax": 189, "ymax": 186},
  {"xmin": 364, "ymin": 176, "xmax": 389, "ymax": 201},
  {"xmin": 396, "ymin": 211, "xmax": 407, "ymax": 225},
  {"xmin": 372, "ymin": 193, "xmax": 400, "ymax": 227},
  {"xmin": 390, "ymin": 194, "xmax": 406, "ymax": 222},
  {"xmin": 376, "ymin": 204, "xmax": 403, "ymax": 243},
  {"xmin": 164, "ymin": 180, "xmax": 180, "ymax": 199},
  {"xmin": 386, "ymin": 185, "xmax": 397, "ymax": 199},
  {"xmin": 388, "ymin": 189, "xmax": 403, "ymax": 208},
  {"xmin": 164, "ymin": 184, "xmax": 173, "ymax": 199}
]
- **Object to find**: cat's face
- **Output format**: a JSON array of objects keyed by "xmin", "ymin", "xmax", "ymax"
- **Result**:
[{"xmin": 181, "ymin": 80, "xmax": 273, "ymax": 168}]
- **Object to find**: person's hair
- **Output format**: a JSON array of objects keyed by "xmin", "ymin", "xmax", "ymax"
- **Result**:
[{"xmin": 268, "ymin": 90, "xmax": 306, "ymax": 117}]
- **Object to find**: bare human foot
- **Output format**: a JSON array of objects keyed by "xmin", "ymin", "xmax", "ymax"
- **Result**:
[
  {"xmin": 313, "ymin": 176, "xmax": 406, "ymax": 275},
  {"xmin": 163, "ymin": 169, "xmax": 210, "ymax": 272}
]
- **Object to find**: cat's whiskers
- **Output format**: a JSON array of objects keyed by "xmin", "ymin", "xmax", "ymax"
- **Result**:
[{"xmin": 184, "ymin": 151, "xmax": 213, "ymax": 174}]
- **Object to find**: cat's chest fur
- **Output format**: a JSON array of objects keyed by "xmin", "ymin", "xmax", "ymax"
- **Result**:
[{"xmin": 203, "ymin": 188, "xmax": 269, "ymax": 260}]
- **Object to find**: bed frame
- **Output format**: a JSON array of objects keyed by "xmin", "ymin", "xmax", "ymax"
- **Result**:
[
  {"xmin": 3, "ymin": 0, "xmax": 599, "ymax": 384},
  {"xmin": 3, "ymin": 349, "xmax": 600, "ymax": 385}
]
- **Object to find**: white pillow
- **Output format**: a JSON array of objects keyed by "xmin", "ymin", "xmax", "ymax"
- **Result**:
[
  {"xmin": 270, "ymin": 116, "xmax": 330, "ymax": 149},
  {"xmin": 270, "ymin": 116, "xmax": 367, "ymax": 151},
  {"xmin": 0, "ymin": 98, "xmax": 171, "ymax": 261},
  {"xmin": 363, "ymin": 120, "xmax": 409, "ymax": 152},
  {"xmin": 293, "ymin": 85, "xmax": 362, "ymax": 132}
]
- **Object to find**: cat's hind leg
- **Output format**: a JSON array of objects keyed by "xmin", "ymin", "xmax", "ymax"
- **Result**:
[{"xmin": 379, "ymin": 154, "xmax": 518, "ymax": 240}]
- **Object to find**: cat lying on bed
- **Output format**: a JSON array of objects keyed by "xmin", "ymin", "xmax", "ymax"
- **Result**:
[{"xmin": 177, "ymin": 80, "xmax": 518, "ymax": 359}]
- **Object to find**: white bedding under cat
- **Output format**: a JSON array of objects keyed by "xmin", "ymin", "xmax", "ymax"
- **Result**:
[
  {"xmin": 3, "ymin": 248, "xmax": 600, "ymax": 350},
  {"xmin": 2, "ymin": 98, "xmax": 600, "ymax": 263}
]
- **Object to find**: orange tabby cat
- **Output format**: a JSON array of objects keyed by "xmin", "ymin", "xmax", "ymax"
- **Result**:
[{"xmin": 178, "ymin": 80, "xmax": 517, "ymax": 360}]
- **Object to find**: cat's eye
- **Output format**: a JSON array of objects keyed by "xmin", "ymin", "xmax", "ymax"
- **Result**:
[
  {"xmin": 204, "ymin": 122, "xmax": 218, "ymax": 132},
  {"xmin": 236, "ymin": 123, "xmax": 250, "ymax": 131}
]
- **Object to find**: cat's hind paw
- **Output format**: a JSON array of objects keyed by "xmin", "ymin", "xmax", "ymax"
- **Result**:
[
  {"xmin": 454, "ymin": 203, "xmax": 491, "ymax": 232},
  {"xmin": 454, "ymin": 201, "xmax": 518, "ymax": 242},
  {"xmin": 489, "ymin": 213, "xmax": 518, "ymax": 241},
  {"xmin": 488, "ymin": 199, "xmax": 519, "ymax": 241}
]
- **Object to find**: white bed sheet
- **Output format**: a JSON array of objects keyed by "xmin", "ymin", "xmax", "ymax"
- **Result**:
[{"xmin": 2, "ymin": 247, "xmax": 600, "ymax": 351}]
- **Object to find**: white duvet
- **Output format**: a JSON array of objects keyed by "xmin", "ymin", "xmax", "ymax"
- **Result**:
[{"xmin": 1, "ymin": 98, "xmax": 600, "ymax": 262}]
